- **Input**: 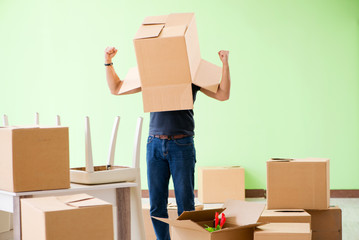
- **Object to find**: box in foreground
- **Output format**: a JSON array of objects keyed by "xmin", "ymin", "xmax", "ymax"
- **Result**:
[
  {"xmin": 267, "ymin": 158, "xmax": 330, "ymax": 209},
  {"xmin": 198, "ymin": 166, "xmax": 245, "ymax": 203},
  {"xmin": 21, "ymin": 194, "xmax": 114, "ymax": 240},
  {"xmin": 156, "ymin": 200, "xmax": 265, "ymax": 240},
  {"xmin": 0, "ymin": 126, "xmax": 70, "ymax": 192}
]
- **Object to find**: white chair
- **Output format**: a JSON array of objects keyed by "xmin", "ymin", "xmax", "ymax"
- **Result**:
[{"xmin": 70, "ymin": 116, "xmax": 145, "ymax": 239}]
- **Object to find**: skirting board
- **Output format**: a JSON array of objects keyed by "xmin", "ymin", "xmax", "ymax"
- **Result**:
[{"xmin": 141, "ymin": 189, "xmax": 359, "ymax": 198}]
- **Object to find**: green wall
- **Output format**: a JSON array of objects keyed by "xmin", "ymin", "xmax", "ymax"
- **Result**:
[{"xmin": 1, "ymin": 0, "xmax": 358, "ymax": 190}]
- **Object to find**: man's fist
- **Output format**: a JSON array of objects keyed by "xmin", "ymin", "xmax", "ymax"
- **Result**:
[
  {"xmin": 218, "ymin": 50, "xmax": 229, "ymax": 64},
  {"xmin": 104, "ymin": 47, "xmax": 118, "ymax": 63}
]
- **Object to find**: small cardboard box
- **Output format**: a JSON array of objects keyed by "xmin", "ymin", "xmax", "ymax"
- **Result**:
[
  {"xmin": 21, "ymin": 194, "xmax": 114, "ymax": 240},
  {"xmin": 258, "ymin": 209, "xmax": 311, "ymax": 224},
  {"xmin": 254, "ymin": 223, "xmax": 311, "ymax": 240},
  {"xmin": 306, "ymin": 206, "xmax": 342, "ymax": 240},
  {"xmin": 155, "ymin": 200, "xmax": 265, "ymax": 240},
  {"xmin": 198, "ymin": 166, "xmax": 245, "ymax": 203},
  {"xmin": 0, "ymin": 126, "xmax": 70, "ymax": 192},
  {"xmin": 143, "ymin": 203, "xmax": 204, "ymax": 240},
  {"xmin": 0, "ymin": 211, "xmax": 11, "ymax": 233},
  {"xmin": 120, "ymin": 13, "xmax": 222, "ymax": 112},
  {"xmin": 267, "ymin": 158, "xmax": 330, "ymax": 210}
]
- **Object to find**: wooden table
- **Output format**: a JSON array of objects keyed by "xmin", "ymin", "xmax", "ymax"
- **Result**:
[{"xmin": 0, "ymin": 182, "xmax": 139, "ymax": 240}]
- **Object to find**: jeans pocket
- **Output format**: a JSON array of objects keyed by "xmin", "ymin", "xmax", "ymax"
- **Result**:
[
  {"xmin": 147, "ymin": 136, "xmax": 154, "ymax": 145},
  {"xmin": 174, "ymin": 136, "xmax": 194, "ymax": 146}
]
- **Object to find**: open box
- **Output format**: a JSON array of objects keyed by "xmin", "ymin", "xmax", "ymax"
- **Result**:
[{"xmin": 155, "ymin": 200, "xmax": 266, "ymax": 240}]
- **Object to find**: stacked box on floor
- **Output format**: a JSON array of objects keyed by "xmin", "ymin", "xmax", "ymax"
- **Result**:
[
  {"xmin": 263, "ymin": 158, "xmax": 342, "ymax": 240},
  {"xmin": 306, "ymin": 206, "xmax": 342, "ymax": 240},
  {"xmin": 198, "ymin": 166, "xmax": 245, "ymax": 203}
]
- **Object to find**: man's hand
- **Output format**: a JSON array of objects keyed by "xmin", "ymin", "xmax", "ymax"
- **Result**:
[
  {"xmin": 218, "ymin": 50, "xmax": 229, "ymax": 65},
  {"xmin": 104, "ymin": 47, "xmax": 118, "ymax": 64}
]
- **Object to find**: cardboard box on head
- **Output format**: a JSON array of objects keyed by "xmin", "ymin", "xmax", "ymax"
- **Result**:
[{"xmin": 120, "ymin": 13, "xmax": 222, "ymax": 112}]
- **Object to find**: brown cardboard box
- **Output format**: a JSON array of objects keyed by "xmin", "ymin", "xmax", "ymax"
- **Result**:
[
  {"xmin": 267, "ymin": 158, "xmax": 330, "ymax": 209},
  {"xmin": 143, "ymin": 203, "xmax": 204, "ymax": 240},
  {"xmin": 21, "ymin": 194, "xmax": 114, "ymax": 240},
  {"xmin": 306, "ymin": 206, "xmax": 342, "ymax": 240},
  {"xmin": 258, "ymin": 209, "xmax": 311, "ymax": 224},
  {"xmin": 0, "ymin": 211, "xmax": 11, "ymax": 233},
  {"xmin": 254, "ymin": 223, "xmax": 311, "ymax": 240},
  {"xmin": 120, "ymin": 13, "xmax": 222, "ymax": 112},
  {"xmin": 156, "ymin": 200, "xmax": 265, "ymax": 240},
  {"xmin": 0, "ymin": 126, "xmax": 70, "ymax": 192},
  {"xmin": 198, "ymin": 166, "xmax": 245, "ymax": 203}
]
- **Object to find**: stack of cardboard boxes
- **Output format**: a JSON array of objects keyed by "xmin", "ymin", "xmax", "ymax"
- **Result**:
[
  {"xmin": 257, "ymin": 158, "xmax": 342, "ymax": 240},
  {"xmin": 0, "ymin": 126, "xmax": 114, "ymax": 240}
]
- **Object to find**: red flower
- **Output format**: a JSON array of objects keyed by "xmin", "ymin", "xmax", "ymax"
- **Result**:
[
  {"xmin": 215, "ymin": 212, "xmax": 219, "ymax": 228},
  {"xmin": 220, "ymin": 213, "xmax": 226, "ymax": 228}
]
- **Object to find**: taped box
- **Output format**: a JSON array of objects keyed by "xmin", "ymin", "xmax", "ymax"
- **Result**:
[
  {"xmin": 306, "ymin": 206, "xmax": 342, "ymax": 240},
  {"xmin": 120, "ymin": 13, "xmax": 222, "ymax": 112},
  {"xmin": 155, "ymin": 200, "xmax": 265, "ymax": 240},
  {"xmin": 258, "ymin": 209, "xmax": 311, "ymax": 224},
  {"xmin": 21, "ymin": 194, "xmax": 114, "ymax": 240},
  {"xmin": 0, "ymin": 126, "xmax": 70, "ymax": 192},
  {"xmin": 143, "ymin": 203, "xmax": 204, "ymax": 240},
  {"xmin": 198, "ymin": 166, "xmax": 245, "ymax": 204},
  {"xmin": 254, "ymin": 223, "xmax": 311, "ymax": 240},
  {"xmin": 267, "ymin": 158, "xmax": 330, "ymax": 210}
]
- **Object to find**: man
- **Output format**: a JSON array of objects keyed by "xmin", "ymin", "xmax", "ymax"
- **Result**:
[{"xmin": 105, "ymin": 46, "xmax": 230, "ymax": 240}]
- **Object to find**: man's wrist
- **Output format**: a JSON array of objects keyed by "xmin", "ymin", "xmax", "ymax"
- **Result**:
[{"xmin": 105, "ymin": 59, "xmax": 112, "ymax": 64}]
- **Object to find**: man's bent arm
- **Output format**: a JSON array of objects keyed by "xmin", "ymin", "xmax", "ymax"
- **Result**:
[
  {"xmin": 105, "ymin": 46, "xmax": 141, "ymax": 95},
  {"xmin": 200, "ymin": 50, "xmax": 231, "ymax": 101}
]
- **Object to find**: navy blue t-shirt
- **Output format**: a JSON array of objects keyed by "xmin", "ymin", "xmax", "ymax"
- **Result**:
[{"xmin": 149, "ymin": 84, "xmax": 201, "ymax": 136}]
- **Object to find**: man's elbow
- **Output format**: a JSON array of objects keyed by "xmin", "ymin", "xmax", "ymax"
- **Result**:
[
  {"xmin": 110, "ymin": 89, "xmax": 119, "ymax": 95},
  {"xmin": 217, "ymin": 93, "xmax": 230, "ymax": 101}
]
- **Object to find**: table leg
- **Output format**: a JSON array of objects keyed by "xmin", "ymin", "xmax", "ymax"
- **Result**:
[
  {"xmin": 116, "ymin": 188, "xmax": 131, "ymax": 240},
  {"xmin": 13, "ymin": 196, "xmax": 21, "ymax": 240}
]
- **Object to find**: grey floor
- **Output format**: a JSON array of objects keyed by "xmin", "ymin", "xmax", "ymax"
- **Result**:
[{"xmin": 1, "ymin": 198, "xmax": 358, "ymax": 240}]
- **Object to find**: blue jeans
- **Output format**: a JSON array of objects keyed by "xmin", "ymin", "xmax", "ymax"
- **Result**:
[{"xmin": 147, "ymin": 136, "xmax": 196, "ymax": 240}]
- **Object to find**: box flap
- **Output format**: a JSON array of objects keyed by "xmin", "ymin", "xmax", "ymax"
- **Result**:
[
  {"xmin": 193, "ymin": 59, "xmax": 222, "ymax": 93},
  {"xmin": 165, "ymin": 12, "xmax": 195, "ymax": 27},
  {"xmin": 142, "ymin": 15, "xmax": 168, "ymax": 25},
  {"xmin": 134, "ymin": 24, "xmax": 164, "ymax": 39},
  {"xmin": 57, "ymin": 194, "xmax": 109, "ymax": 208},
  {"xmin": 160, "ymin": 25, "xmax": 187, "ymax": 38},
  {"xmin": 177, "ymin": 208, "xmax": 225, "ymax": 221},
  {"xmin": 118, "ymin": 66, "xmax": 142, "ymax": 94},
  {"xmin": 223, "ymin": 200, "xmax": 265, "ymax": 226},
  {"xmin": 153, "ymin": 217, "xmax": 208, "ymax": 233}
]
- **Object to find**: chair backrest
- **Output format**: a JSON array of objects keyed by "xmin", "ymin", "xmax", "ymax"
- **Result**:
[
  {"xmin": 85, "ymin": 116, "xmax": 94, "ymax": 173},
  {"xmin": 132, "ymin": 117, "xmax": 143, "ymax": 169},
  {"xmin": 3, "ymin": 114, "xmax": 9, "ymax": 126},
  {"xmin": 107, "ymin": 116, "xmax": 120, "ymax": 167}
]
